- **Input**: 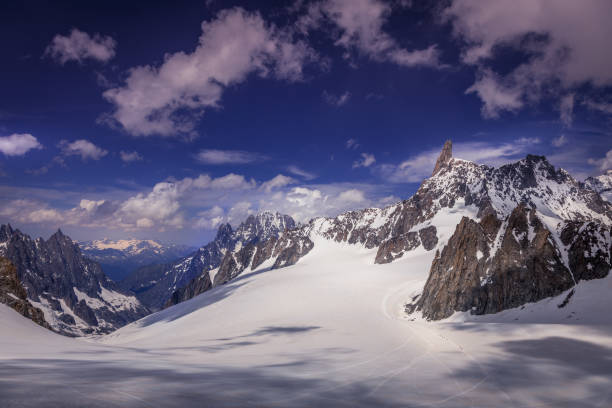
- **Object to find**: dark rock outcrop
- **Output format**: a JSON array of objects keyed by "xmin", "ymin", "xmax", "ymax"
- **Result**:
[
  {"xmin": 432, "ymin": 140, "xmax": 452, "ymax": 175},
  {"xmin": 413, "ymin": 204, "xmax": 610, "ymax": 320},
  {"xmin": 0, "ymin": 257, "xmax": 50, "ymax": 330}
]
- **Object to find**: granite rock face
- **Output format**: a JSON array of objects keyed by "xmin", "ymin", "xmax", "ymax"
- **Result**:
[
  {"xmin": 412, "ymin": 204, "xmax": 611, "ymax": 320},
  {"xmin": 0, "ymin": 257, "xmax": 50, "ymax": 330},
  {"xmin": 0, "ymin": 225, "xmax": 149, "ymax": 336}
]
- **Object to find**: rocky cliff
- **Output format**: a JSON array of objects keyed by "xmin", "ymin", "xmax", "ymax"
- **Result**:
[
  {"xmin": 0, "ymin": 225, "xmax": 149, "ymax": 336},
  {"xmin": 0, "ymin": 257, "xmax": 50, "ymax": 330}
]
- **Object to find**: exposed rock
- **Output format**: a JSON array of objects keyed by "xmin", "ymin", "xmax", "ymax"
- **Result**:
[
  {"xmin": 413, "ymin": 204, "xmax": 610, "ymax": 320},
  {"xmin": 432, "ymin": 140, "xmax": 452, "ymax": 175},
  {"xmin": 418, "ymin": 226, "xmax": 438, "ymax": 251},
  {"xmin": 0, "ymin": 225, "xmax": 148, "ymax": 336},
  {"xmin": 161, "ymin": 212, "xmax": 296, "ymax": 308},
  {"xmin": 375, "ymin": 232, "xmax": 420, "ymax": 264},
  {"xmin": 0, "ymin": 257, "xmax": 50, "ymax": 330},
  {"xmin": 560, "ymin": 221, "xmax": 611, "ymax": 281}
]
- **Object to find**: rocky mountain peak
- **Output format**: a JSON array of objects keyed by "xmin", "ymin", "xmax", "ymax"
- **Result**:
[
  {"xmin": 432, "ymin": 140, "xmax": 452, "ymax": 176},
  {"xmin": 214, "ymin": 223, "xmax": 234, "ymax": 247}
]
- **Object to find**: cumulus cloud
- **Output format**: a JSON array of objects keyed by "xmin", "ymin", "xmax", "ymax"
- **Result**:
[
  {"xmin": 195, "ymin": 149, "xmax": 267, "ymax": 165},
  {"xmin": 287, "ymin": 165, "xmax": 317, "ymax": 180},
  {"xmin": 444, "ymin": 0, "xmax": 612, "ymax": 119},
  {"xmin": 60, "ymin": 139, "xmax": 108, "ymax": 161},
  {"xmin": 0, "ymin": 133, "xmax": 42, "ymax": 156},
  {"xmin": 323, "ymin": 90, "xmax": 351, "ymax": 106},
  {"xmin": 301, "ymin": 0, "xmax": 440, "ymax": 68},
  {"xmin": 379, "ymin": 137, "xmax": 541, "ymax": 182},
  {"xmin": 120, "ymin": 151, "xmax": 143, "ymax": 163},
  {"xmin": 45, "ymin": 28, "xmax": 116, "ymax": 64},
  {"xmin": 352, "ymin": 152, "xmax": 376, "ymax": 168},
  {"xmin": 103, "ymin": 8, "xmax": 315, "ymax": 137}
]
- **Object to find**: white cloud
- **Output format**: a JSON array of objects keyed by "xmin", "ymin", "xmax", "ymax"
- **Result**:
[
  {"xmin": 260, "ymin": 174, "xmax": 296, "ymax": 193},
  {"xmin": 195, "ymin": 149, "xmax": 266, "ymax": 165},
  {"xmin": 551, "ymin": 134, "xmax": 568, "ymax": 148},
  {"xmin": 60, "ymin": 139, "xmax": 108, "ymax": 161},
  {"xmin": 379, "ymin": 137, "xmax": 541, "ymax": 182},
  {"xmin": 352, "ymin": 152, "xmax": 376, "ymax": 168},
  {"xmin": 337, "ymin": 188, "xmax": 366, "ymax": 203},
  {"xmin": 301, "ymin": 0, "xmax": 440, "ymax": 68},
  {"xmin": 465, "ymin": 70, "xmax": 523, "ymax": 118},
  {"xmin": 445, "ymin": 0, "xmax": 612, "ymax": 119},
  {"xmin": 588, "ymin": 149, "xmax": 612, "ymax": 172},
  {"xmin": 287, "ymin": 165, "xmax": 317, "ymax": 180},
  {"xmin": 0, "ymin": 133, "xmax": 42, "ymax": 156},
  {"xmin": 120, "ymin": 151, "xmax": 143, "ymax": 163},
  {"xmin": 323, "ymin": 90, "xmax": 351, "ymax": 106},
  {"xmin": 45, "ymin": 28, "xmax": 116, "ymax": 64},
  {"xmin": 103, "ymin": 8, "xmax": 315, "ymax": 137}
]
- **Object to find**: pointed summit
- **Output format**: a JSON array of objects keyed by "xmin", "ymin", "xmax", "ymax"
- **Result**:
[{"xmin": 432, "ymin": 140, "xmax": 452, "ymax": 176}]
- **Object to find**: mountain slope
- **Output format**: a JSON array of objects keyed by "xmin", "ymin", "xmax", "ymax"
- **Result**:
[
  {"xmin": 585, "ymin": 169, "xmax": 612, "ymax": 202},
  {"xmin": 80, "ymin": 239, "xmax": 194, "ymax": 281},
  {"xmin": 121, "ymin": 212, "xmax": 295, "ymax": 310},
  {"xmin": 176, "ymin": 140, "xmax": 612, "ymax": 321},
  {"xmin": 0, "ymin": 225, "xmax": 149, "ymax": 336}
]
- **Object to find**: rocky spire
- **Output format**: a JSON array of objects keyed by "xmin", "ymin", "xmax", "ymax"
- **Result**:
[{"xmin": 432, "ymin": 140, "xmax": 452, "ymax": 176}]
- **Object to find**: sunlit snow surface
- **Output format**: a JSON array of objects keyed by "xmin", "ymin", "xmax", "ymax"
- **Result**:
[{"xmin": 1, "ymin": 238, "xmax": 611, "ymax": 407}]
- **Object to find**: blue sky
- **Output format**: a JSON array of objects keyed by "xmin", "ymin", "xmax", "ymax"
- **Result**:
[{"xmin": 0, "ymin": 0, "xmax": 611, "ymax": 245}]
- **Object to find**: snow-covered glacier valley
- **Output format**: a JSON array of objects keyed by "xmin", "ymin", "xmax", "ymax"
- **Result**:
[{"xmin": 2, "ymin": 237, "xmax": 611, "ymax": 407}]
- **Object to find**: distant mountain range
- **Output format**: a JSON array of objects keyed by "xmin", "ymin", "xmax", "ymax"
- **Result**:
[
  {"xmin": 0, "ymin": 226, "xmax": 149, "ymax": 336},
  {"xmin": 119, "ymin": 212, "xmax": 296, "ymax": 310},
  {"xmin": 80, "ymin": 239, "xmax": 195, "ymax": 281}
]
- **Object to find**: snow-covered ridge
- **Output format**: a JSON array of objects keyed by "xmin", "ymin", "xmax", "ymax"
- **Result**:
[{"xmin": 81, "ymin": 238, "xmax": 163, "ymax": 254}]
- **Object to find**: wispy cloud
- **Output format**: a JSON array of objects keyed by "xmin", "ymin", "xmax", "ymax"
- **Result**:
[
  {"xmin": 287, "ymin": 165, "xmax": 317, "ymax": 180},
  {"xmin": 323, "ymin": 90, "xmax": 351, "ymax": 106},
  {"xmin": 299, "ymin": 0, "xmax": 441, "ymax": 68},
  {"xmin": 195, "ymin": 149, "xmax": 267, "ymax": 165},
  {"xmin": 44, "ymin": 28, "xmax": 116, "ymax": 64},
  {"xmin": 120, "ymin": 151, "xmax": 143, "ymax": 163},
  {"xmin": 352, "ymin": 153, "xmax": 376, "ymax": 168},
  {"xmin": 60, "ymin": 139, "xmax": 108, "ymax": 161},
  {"xmin": 345, "ymin": 139, "xmax": 360, "ymax": 150}
]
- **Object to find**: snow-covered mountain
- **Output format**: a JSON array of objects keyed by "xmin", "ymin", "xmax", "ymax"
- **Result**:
[
  {"xmin": 121, "ymin": 212, "xmax": 295, "ymax": 310},
  {"xmin": 168, "ymin": 141, "xmax": 612, "ymax": 320},
  {"xmin": 0, "ymin": 225, "xmax": 149, "ymax": 336},
  {"xmin": 80, "ymin": 238, "xmax": 195, "ymax": 281},
  {"xmin": 585, "ymin": 169, "xmax": 612, "ymax": 202}
]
